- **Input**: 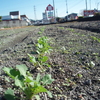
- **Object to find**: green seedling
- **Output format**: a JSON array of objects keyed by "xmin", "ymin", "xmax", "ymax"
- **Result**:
[
  {"xmin": 87, "ymin": 61, "xmax": 95, "ymax": 68},
  {"xmin": 28, "ymin": 36, "xmax": 52, "ymax": 71},
  {"xmin": 60, "ymin": 46, "xmax": 69, "ymax": 54},
  {"xmin": 3, "ymin": 64, "xmax": 54, "ymax": 100},
  {"xmin": 58, "ymin": 27, "xmax": 64, "ymax": 30},
  {"xmin": 36, "ymin": 36, "xmax": 52, "ymax": 54},
  {"xmin": 77, "ymin": 73, "xmax": 83, "ymax": 78},
  {"xmin": 91, "ymin": 36, "xmax": 100, "ymax": 43},
  {"xmin": 38, "ymin": 31, "xmax": 42, "ymax": 34},
  {"xmin": 63, "ymin": 78, "xmax": 76, "ymax": 87},
  {"xmin": 28, "ymin": 54, "xmax": 51, "ymax": 71},
  {"xmin": 66, "ymin": 28, "xmax": 74, "ymax": 32},
  {"xmin": 38, "ymin": 27, "xmax": 45, "ymax": 35},
  {"xmin": 40, "ymin": 28, "xmax": 45, "ymax": 32}
]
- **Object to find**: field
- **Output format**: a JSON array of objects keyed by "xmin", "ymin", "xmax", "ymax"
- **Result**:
[{"xmin": 0, "ymin": 21, "xmax": 100, "ymax": 100}]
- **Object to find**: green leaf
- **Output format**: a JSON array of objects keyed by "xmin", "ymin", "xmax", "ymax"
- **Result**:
[
  {"xmin": 35, "ymin": 95, "xmax": 40, "ymax": 100},
  {"xmin": 36, "ymin": 73, "xmax": 40, "ymax": 82},
  {"xmin": 25, "ymin": 76, "xmax": 33, "ymax": 83},
  {"xmin": 41, "ymin": 74, "xmax": 54, "ymax": 85},
  {"xmin": 28, "ymin": 54, "xmax": 37, "ymax": 64},
  {"xmin": 33, "ymin": 85, "xmax": 47, "ymax": 95},
  {"xmin": 3, "ymin": 67, "xmax": 20, "ymax": 79},
  {"xmin": 47, "ymin": 91, "xmax": 52, "ymax": 98},
  {"xmin": 5, "ymin": 77, "xmax": 10, "ymax": 82},
  {"xmin": 43, "ymin": 63, "xmax": 51, "ymax": 67},
  {"xmin": 16, "ymin": 64, "xmax": 28, "ymax": 77},
  {"xmin": 41, "ymin": 56, "xmax": 48, "ymax": 63},
  {"xmin": 4, "ymin": 88, "xmax": 15, "ymax": 100},
  {"xmin": 15, "ymin": 77, "xmax": 24, "ymax": 88},
  {"xmin": 37, "ymin": 43, "xmax": 43, "ymax": 48}
]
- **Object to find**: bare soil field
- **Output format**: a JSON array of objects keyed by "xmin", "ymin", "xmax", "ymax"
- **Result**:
[{"xmin": 0, "ymin": 21, "xmax": 100, "ymax": 100}]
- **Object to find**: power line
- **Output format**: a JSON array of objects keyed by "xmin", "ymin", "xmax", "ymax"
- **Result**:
[
  {"xmin": 68, "ymin": 0, "xmax": 84, "ymax": 10},
  {"xmin": 58, "ymin": 0, "xmax": 84, "ymax": 16}
]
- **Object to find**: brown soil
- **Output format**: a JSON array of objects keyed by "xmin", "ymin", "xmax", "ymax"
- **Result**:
[{"xmin": 0, "ymin": 21, "xmax": 100, "ymax": 100}]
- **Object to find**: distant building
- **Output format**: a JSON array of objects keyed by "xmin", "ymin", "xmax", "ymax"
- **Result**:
[
  {"xmin": 65, "ymin": 13, "xmax": 77, "ymax": 21},
  {"xmin": 0, "ymin": 11, "xmax": 31, "ymax": 28},
  {"xmin": 20, "ymin": 15, "xmax": 31, "ymax": 25}
]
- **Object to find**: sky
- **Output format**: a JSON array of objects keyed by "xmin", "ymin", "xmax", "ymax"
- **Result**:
[{"xmin": 0, "ymin": 0, "xmax": 100, "ymax": 20}]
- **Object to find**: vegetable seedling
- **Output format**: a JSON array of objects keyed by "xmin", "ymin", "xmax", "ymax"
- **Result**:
[{"xmin": 3, "ymin": 64, "xmax": 54, "ymax": 100}]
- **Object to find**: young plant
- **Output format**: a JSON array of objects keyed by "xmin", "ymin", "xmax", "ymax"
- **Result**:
[
  {"xmin": 66, "ymin": 28, "xmax": 74, "ymax": 32},
  {"xmin": 36, "ymin": 36, "xmax": 52, "ymax": 54},
  {"xmin": 28, "ymin": 54, "xmax": 51, "ymax": 71},
  {"xmin": 38, "ymin": 27, "xmax": 45, "ymax": 35},
  {"xmin": 91, "ymin": 36, "xmax": 100, "ymax": 43},
  {"xmin": 3, "ymin": 64, "xmax": 54, "ymax": 100},
  {"xmin": 58, "ymin": 27, "xmax": 64, "ymax": 30},
  {"xmin": 28, "ymin": 36, "xmax": 52, "ymax": 71}
]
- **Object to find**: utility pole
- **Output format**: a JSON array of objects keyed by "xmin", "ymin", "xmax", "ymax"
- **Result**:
[
  {"xmin": 97, "ymin": 2, "xmax": 100, "ymax": 10},
  {"xmin": 56, "ymin": 9, "xmax": 58, "ymax": 17},
  {"xmin": 53, "ymin": 0, "xmax": 56, "ymax": 22},
  {"xmin": 66, "ymin": 0, "xmax": 68, "ymax": 20},
  {"xmin": 34, "ymin": 6, "xmax": 37, "ymax": 21},
  {"xmin": 90, "ymin": 0, "xmax": 91, "ymax": 10},
  {"xmin": 85, "ymin": 0, "xmax": 87, "ymax": 10},
  {"xmin": 66, "ymin": 0, "xmax": 68, "ymax": 14}
]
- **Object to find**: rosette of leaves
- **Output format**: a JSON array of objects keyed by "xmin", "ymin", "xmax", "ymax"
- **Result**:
[{"xmin": 3, "ymin": 64, "xmax": 54, "ymax": 100}]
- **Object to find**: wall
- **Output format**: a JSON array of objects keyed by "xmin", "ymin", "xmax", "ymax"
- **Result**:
[{"xmin": 0, "ymin": 20, "xmax": 28, "ymax": 28}]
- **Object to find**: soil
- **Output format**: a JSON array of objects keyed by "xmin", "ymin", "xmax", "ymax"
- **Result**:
[{"xmin": 0, "ymin": 21, "xmax": 100, "ymax": 100}]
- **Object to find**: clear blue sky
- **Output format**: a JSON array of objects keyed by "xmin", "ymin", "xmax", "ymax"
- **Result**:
[{"xmin": 0, "ymin": 0, "xmax": 100, "ymax": 20}]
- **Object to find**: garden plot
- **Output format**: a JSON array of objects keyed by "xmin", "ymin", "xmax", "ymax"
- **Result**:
[{"xmin": 0, "ymin": 22, "xmax": 100, "ymax": 100}]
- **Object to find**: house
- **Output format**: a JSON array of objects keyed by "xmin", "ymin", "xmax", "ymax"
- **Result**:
[
  {"xmin": 0, "ymin": 11, "xmax": 31, "ymax": 28},
  {"xmin": 65, "ymin": 13, "xmax": 77, "ymax": 21},
  {"xmin": 20, "ymin": 15, "xmax": 31, "ymax": 25}
]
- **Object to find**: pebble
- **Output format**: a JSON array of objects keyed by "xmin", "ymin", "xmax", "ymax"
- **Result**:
[{"xmin": 0, "ymin": 87, "xmax": 3, "ymax": 92}]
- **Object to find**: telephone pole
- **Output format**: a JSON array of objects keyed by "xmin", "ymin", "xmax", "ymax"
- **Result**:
[
  {"xmin": 66, "ymin": 0, "xmax": 68, "ymax": 14},
  {"xmin": 53, "ymin": 0, "xmax": 56, "ymax": 22},
  {"xmin": 56, "ymin": 9, "xmax": 58, "ymax": 17},
  {"xmin": 90, "ymin": 0, "xmax": 91, "ymax": 10},
  {"xmin": 34, "ymin": 6, "xmax": 37, "ymax": 21},
  {"xmin": 66, "ymin": 0, "xmax": 68, "ymax": 20},
  {"xmin": 85, "ymin": 0, "xmax": 87, "ymax": 10}
]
